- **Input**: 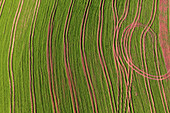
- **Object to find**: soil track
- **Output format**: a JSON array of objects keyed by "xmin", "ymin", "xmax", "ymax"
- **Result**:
[
  {"xmin": 63, "ymin": 0, "xmax": 79, "ymax": 113},
  {"xmin": 8, "ymin": 1, "xmax": 23, "ymax": 113},
  {"xmin": 80, "ymin": 0, "xmax": 98, "ymax": 113},
  {"xmin": 29, "ymin": 0, "xmax": 40, "ymax": 112},
  {"xmin": 47, "ymin": 1, "xmax": 60, "ymax": 113},
  {"xmin": 0, "ymin": 0, "xmax": 5, "ymax": 16},
  {"xmin": 97, "ymin": 0, "xmax": 117, "ymax": 112}
]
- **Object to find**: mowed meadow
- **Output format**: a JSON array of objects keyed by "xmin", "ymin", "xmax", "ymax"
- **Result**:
[{"xmin": 0, "ymin": 0, "xmax": 169, "ymax": 113}]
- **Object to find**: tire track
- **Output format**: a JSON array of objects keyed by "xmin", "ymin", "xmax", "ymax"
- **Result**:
[
  {"xmin": 80, "ymin": 0, "xmax": 98, "ymax": 113},
  {"xmin": 29, "ymin": 0, "xmax": 40, "ymax": 113},
  {"xmin": 97, "ymin": 0, "xmax": 117, "ymax": 112},
  {"xmin": 47, "ymin": 1, "xmax": 60, "ymax": 113},
  {"xmin": 63, "ymin": 0, "xmax": 79, "ymax": 113},
  {"xmin": 49, "ymin": 1, "xmax": 59, "ymax": 113},
  {"xmin": 8, "ymin": 1, "xmax": 23, "ymax": 113},
  {"xmin": 112, "ymin": 0, "xmax": 122, "ymax": 112},
  {"xmin": 153, "ymin": 16, "xmax": 170, "ymax": 112},
  {"xmin": 120, "ymin": 0, "xmax": 170, "ymax": 80},
  {"xmin": 0, "ymin": 0, "xmax": 5, "ymax": 16},
  {"xmin": 140, "ymin": 0, "xmax": 157, "ymax": 112},
  {"xmin": 112, "ymin": 0, "xmax": 130, "ymax": 112}
]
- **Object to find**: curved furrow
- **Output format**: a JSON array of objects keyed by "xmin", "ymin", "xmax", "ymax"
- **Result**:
[
  {"xmin": 113, "ymin": 0, "xmax": 130, "ymax": 112},
  {"xmin": 154, "ymin": 23, "xmax": 170, "ymax": 113},
  {"xmin": 140, "ymin": 1, "xmax": 157, "ymax": 112},
  {"xmin": 142, "ymin": 0, "xmax": 169, "ymax": 111},
  {"xmin": 0, "ymin": 0, "xmax": 5, "ymax": 16},
  {"xmin": 152, "ymin": 32, "xmax": 167, "ymax": 113},
  {"xmin": 97, "ymin": 0, "xmax": 117, "ymax": 112},
  {"xmin": 155, "ymin": 46, "xmax": 170, "ymax": 113},
  {"xmin": 80, "ymin": 0, "xmax": 98, "ymax": 113},
  {"xmin": 29, "ymin": 0, "xmax": 41, "ymax": 113},
  {"xmin": 11, "ymin": 0, "xmax": 23, "ymax": 111},
  {"xmin": 47, "ymin": 12, "xmax": 55, "ymax": 113},
  {"xmin": 111, "ymin": 1, "xmax": 120, "ymax": 111},
  {"xmin": 112, "ymin": 0, "xmax": 126, "ymax": 112},
  {"xmin": 49, "ymin": 1, "xmax": 60, "ymax": 113},
  {"xmin": 63, "ymin": 0, "xmax": 78, "ymax": 113},
  {"xmin": 122, "ymin": 23, "xmax": 153, "ymax": 113},
  {"xmin": 120, "ymin": 0, "xmax": 170, "ymax": 80},
  {"xmin": 47, "ymin": 1, "xmax": 61, "ymax": 113},
  {"xmin": 128, "ymin": 69, "xmax": 134, "ymax": 113},
  {"xmin": 7, "ymin": 1, "xmax": 23, "ymax": 113},
  {"xmin": 65, "ymin": 1, "xmax": 79, "ymax": 113},
  {"xmin": 117, "ymin": 1, "xmax": 142, "ymax": 111},
  {"xmin": 121, "ymin": 22, "xmax": 169, "ymax": 80}
]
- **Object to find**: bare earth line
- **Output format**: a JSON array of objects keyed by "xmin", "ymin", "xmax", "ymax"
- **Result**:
[
  {"xmin": 64, "ymin": 1, "xmax": 79, "ymax": 112},
  {"xmin": 121, "ymin": 23, "xmax": 170, "ymax": 79},
  {"xmin": 121, "ymin": 23, "xmax": 169, "ymax": 80},
  {"xmin": 63, "ymin": 1, "xmax": 77, "ymax": 113},
  {"xmin": 47, "ymin": 14, "xmax": 56, "ymax": 113},
  {"xmin": 113, "ymin": 0, "xmax": 131, "ymax": 112},
  {"xmin": 0, "ymin": 0, "xmax": 5, "ymax": 16},
  {"xmin": 10, "ymin": 1, "xmax": 23, "ymax": 112},
  {"xmin": 114, "ymin": 0, "xmax": 130, "ymax": 112},
  {"xmin": 140, "ymin": 0, "xmax": 157, "ymax": 112},
  {"xmin": 7, "ymin": 1, "xmax": 23, "ymax": 113},
  {"xmin": 154, "ymin": 3, "xmax": 170, "ymax": 110},
  {"xmin": 120, "ymin": 0, "xmax": 170, "ymax": 80},
  {"xmin": 97, "ymin": 0, "xmax": 117, "ymax": 112},
  {"xmin": 112, "ymin": 0, "xmax": 121, "ymax": 112},
  {"xmin": 80, "ymin": 0, "xmax": 98, "ymax": 113},
  {"xmin": 49, "ymin": 1, "xmax": 60, "ymax": 113},
  {"xmin": 29, "ymin": 0, "xmax": 41, "ymax": 113}
]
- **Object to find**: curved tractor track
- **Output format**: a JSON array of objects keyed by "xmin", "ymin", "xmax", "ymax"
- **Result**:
[{"xmin": 0, "ymin": 0, "xmax": 169, "ymax": 112}]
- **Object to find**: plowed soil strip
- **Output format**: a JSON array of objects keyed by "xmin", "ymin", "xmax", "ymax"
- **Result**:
[
  {"xmin": 8, "ymin": 1, "xmax": 23, "ymax": 113},
  {"xmin": 80, "ymin": 0, "xmax": 98, "ymax": 113},
  {"xmin": 63, "ymin": 1, "xmax": 78, "ymax": 113},
  {"xmin": 29, "ymin": 0, "xmax": 40, "ymax": 113}
]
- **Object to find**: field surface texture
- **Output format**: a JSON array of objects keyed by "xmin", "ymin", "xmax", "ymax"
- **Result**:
[{"xmin": 0, "ymin": 0, "xmax": 169, "ymax": 113}]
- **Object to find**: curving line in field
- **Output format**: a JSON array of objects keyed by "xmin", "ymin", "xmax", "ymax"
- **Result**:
[
  {"xmin": 80, "ymin": 0, "xmax": 99, "ymax": 113},
  {"xmin": 153, "ymin": 14, "xmax": 170, "ymax": 112},
  {"xmin": 139, "ymin": 0, "xmax": 157, "ymax": 112},
  {"xmin": 8, "ymin": 0, "xmax": 23, "ymax": 113},
  {"xmin": 121, "ymin": 24, "xmax": 170, "ymax": 80},
  {"xmin": 112, "ymin": 0, "xmax": 131, "ymax": 112},
  {"xmin": 0, "ymin": 0, "xmax": 5, "ymax": 16},
  {"xmin": 29, "ymin": 0, "xmax": 41, "ymax": 113},
  {"xmin": 97, "ymin": 0, "xmax": 117, "ymax": 112},
  {"xmin": 47, "ymin": 1, "xmax": 61, "ymax": 113},
  {"xmin": 112, "ymin": 0, "xmax": 122, "ymax": 111},
  {"xmin": 63, "ymin": 0, "xmax": 79, "ymax": 113},
  {"xmin": 46, "ymin": 0, "xmax": 60, "ymax": 113},
  {"xmin": 121, "ymin": 23, "xmax": 170, "ymax": 80},
  {"xmin": 49, "ymin": 1, "xmax": 60, "ymax": 113}
]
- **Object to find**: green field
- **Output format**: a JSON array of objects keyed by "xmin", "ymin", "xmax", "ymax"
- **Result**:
[{"xmin": 0, "ymin": 0, "xmax": 169, "ymax": 113}]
